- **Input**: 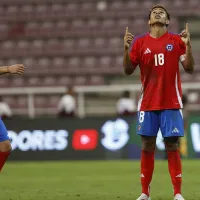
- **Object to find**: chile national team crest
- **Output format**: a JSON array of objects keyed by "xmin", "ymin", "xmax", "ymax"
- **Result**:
[{"xmin": 166, "ymin": 44, "xmax": 173, "ymax": 51}]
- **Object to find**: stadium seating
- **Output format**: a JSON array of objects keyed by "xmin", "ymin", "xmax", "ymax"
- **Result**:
[{"xmin": 0, "ymin": 0, "xmax": 199, "ymax": 116}]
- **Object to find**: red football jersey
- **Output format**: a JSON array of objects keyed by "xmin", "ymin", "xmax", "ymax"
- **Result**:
[{"xmin": 129, "ymin": 32, "xmax": 186, "ymax": 111}]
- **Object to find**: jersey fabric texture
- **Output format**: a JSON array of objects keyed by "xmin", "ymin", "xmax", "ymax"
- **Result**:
[
  {"xmin": 137, "ymin": 109, "xmax": 184, "ymax": 137},
  {"xmin": 129, "ymin": 32, "xmax": 186, "ymax": 111},
  {"xmin": 0, "ymin": 119, "xmax": 9, "ymax": 142}
]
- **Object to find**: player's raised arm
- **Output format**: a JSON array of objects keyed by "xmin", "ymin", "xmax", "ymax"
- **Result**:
[
  {"xmin": 180, "ymin": 23, "xmax": 195, "ymax": 74},
  {"xmin": 123, "ymin": 27, "xmax": 135, "ymax": 75},
  {"xmin": 0, "ymin": 64, "xmax": 25, "ymax": 75}
]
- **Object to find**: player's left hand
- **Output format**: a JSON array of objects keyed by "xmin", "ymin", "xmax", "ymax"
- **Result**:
[{"xmin": 180, "ymin": 23, "xmax": 191, "ymax": 46}]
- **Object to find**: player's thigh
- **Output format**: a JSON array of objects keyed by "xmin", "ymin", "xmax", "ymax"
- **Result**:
[
  {"xmin": 137, "ymin": 110, "xmax": 160, "ymax": 136},
  {"xmin": 160, "ymin": 109, "xmax": 184, "ymax": 138}
]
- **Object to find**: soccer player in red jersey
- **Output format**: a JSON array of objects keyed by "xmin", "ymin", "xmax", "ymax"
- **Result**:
[
  {"xmin": 123, "ymin": 4, "xmax": 194, "ymax": 200},
  {"xmin": 0, "ymin": 64, "xmax": 25, "ymax": 171}
]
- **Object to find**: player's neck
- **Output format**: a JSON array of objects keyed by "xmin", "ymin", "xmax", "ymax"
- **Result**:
[{"xmin": 150, "ymin": 25, "xmax": 167, "ymax": 38}]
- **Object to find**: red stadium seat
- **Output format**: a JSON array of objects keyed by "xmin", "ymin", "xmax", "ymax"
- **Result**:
[
  {"xmin": 110, "ymin": 1, "xmax": 124, "ymax": 10},
  {"xmin": 6, "ymin": 6, "xmax": 18, "ymax": 17},
  {"xmin": 51, "ymin": 4, "xmax": 64, "ymax": 14},
  {"xmin": 48, "ymin": 95, "xmax": 60, "ymax": 107},
  {"xmin": 40, "ymin": 22, "xmax": 54, "ymax": 35},
  {"xmin": 99, "ymin": 56, "xmax": 112, "ymax": 66},
  {"xmin": 22, "ymin": 57, "xmax": 36, "ymax": 70},
  {"xmin": 81, "ymin": 2, "xmax": 94, "ymax": 11},
  {"xmin": 90, "ymin": 76, "xmax": 105, "ymax": 85},
  {"xmin": 94, "ymin": 37, "xmax": 106, "ymax": 48},
  {"xmin": 0, "ymin": 77, "xmax": 9, "ymax": 88},
  {"xmin": 43, "ymin": 76, "xmax": 57, "ymax": 86},
  {"xmin": 17, "ymin": 40, "xmax": 29, "ymax": 55},
  {"xmin": 83, "ymin": 57, "xmax": 97, "ymax": 68},
  {"xmin": 56, "ymin": 76, "xmax": 72, "ymax": 86},
  {"xmin": 68, "ymin": 57, "xmax": 81, "ymax": 68},
  {"xmin": 102, "ymin": 19, "xmax": 115, "ymax": 29},
  {"xmin": 66, "ymin": 3, "xmax": 79, "ymax": 12},
  {"xmin": 143, "ymin": 0, "xmax": 154, "ymax": 9},
  {"xmin": 25, "ymin": 22, "xmax": 39, "ymax": 36},
  {"xmin": 109, "ymin": 37, "xmax": 121, "ymax": 48},
  {"xmin": 35, "ymin": 4, "xmax": 49, "ymax": 15},
  {"xmin": 56, "ymin": 21, "xmax": 68, "ymax": 31},
  {"xmin": 88, "ymin": 19, "xmax": 99, "ymax": 28},
  {"xmin": 30, "ymin": 40, "xmax": 44, "ymax": 54},
  {"xmin": 27, "ymin": 76, "xmax": 42, "ymax": 87},
  {"xmin": 125, "ymin": 1, "xmax": 140, "ymax": 10},
  {"xmin": 74, "ymin": 76, "xmax": 87, "ymax": 85},
  {"xmin": 52, "ymin": 57, "xmax": 65, "ymax": 68},
  {"xmin": 11, "ymin": 77, "xmax": 25, "ymax": 87},
  {"xmin": 37, "ymin": 57, "xmax": 51, "ymax": 70},
  {"xmin": 3, "ymin": 96, "xmax": 16, "ymax": 108},
  {"xmin": 7, "ymin": 58, "xmax": 20, "ymax": 66},
  {"xmin": 35, "ymin": 95, "xmax": 48, "ymax": 107},
  {"xmin": 78, "ymin": 38, "xmax": 91, "ymax": 48},
  {"xmin": 17, "ymin": 96, "xmax": 28, "ymax": 108},
  {"xmin": 0, "ymin": 6, "xmax": 5, "ymax": 16},
  {"xmin": 21, "ymin": 4, "xmax": 34, "ymax": 14}
]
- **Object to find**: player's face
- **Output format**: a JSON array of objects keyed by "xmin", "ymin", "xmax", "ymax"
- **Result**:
[{"xmin": 148, "ymin": 8, "xmax": 169, "ymax": 26}]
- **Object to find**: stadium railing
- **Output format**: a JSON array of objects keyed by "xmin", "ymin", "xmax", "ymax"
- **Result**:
[{"xmin": 0, "ymin": 82, "xmax": 198, "ymax": 118}]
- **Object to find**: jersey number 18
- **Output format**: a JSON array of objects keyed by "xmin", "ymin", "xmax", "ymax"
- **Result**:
[{"xmin": 154, "ymin": 53, "xmax": 164, "ymax": 66}]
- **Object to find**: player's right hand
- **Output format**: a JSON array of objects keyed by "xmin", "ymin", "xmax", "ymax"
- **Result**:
[
  {"xmin": 8, "ymin": 64, "xmax": 25, "ymax": 75},
  {"xmin": 124, "ymin": 27, "xmax": 134, "ymax": 50}
]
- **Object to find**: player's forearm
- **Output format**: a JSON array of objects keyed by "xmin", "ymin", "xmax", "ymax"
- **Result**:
[
  {"xmin": 0, "ymin": 66, "xmax": 9, "ymax": 75},
  {"xmin": 123, "ymin": 49, "xmax": 134, "ymax": 75},
  {"xmin": 184, "ymin": 45, "xmax": 195, "ymax": 74}
]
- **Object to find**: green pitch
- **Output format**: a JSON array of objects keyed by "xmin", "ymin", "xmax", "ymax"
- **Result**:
[{"xmin": 0, "ymin": 160, "xmax": 199, "ymax": 200}]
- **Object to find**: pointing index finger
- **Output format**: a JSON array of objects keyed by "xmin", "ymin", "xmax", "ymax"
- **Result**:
[
  {"xmin": 186, "ymin": 23, "xmax": 189, "ymax": 32},
  {"xmin": 126, "ymin": 27, "xmax": 128, "ymax": 34}
]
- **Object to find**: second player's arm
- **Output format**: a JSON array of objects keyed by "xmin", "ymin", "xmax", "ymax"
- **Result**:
[
  {"xmin": 0, "ymin": 66, "xmax": 9, "ymax": 75},
  {"xmin": 0, "ymin": 64, "xmax": 25, "ymax": 75},
  {"xmin": 182, "ymin": 45, "xmax": 195, "ymax": 74}
]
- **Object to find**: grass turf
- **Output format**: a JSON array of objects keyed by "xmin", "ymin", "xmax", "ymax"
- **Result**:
[{"xmin": 0, "ymin": 160, "xmax": 199, "ymax": 200}]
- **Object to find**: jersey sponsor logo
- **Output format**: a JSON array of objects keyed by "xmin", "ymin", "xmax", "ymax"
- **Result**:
[
  {"xmin": 101, "ymin": 118, "xmax": 129, "ymax": 151},
  {"xmin": 166, "ymin": 44, "xmax": 173, "ymax": 51},
  {"xmin": 144, "ymin": 48, "xmax": 151, "ymax": 54},
  {"xmin": 72, "ymin": 129, "xmax": 98, "ymax": 150}
]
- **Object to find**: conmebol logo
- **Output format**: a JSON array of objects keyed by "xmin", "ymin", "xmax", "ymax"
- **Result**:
[{"xmin": 101, "ymin": 118, "xmax": 129, "ymax": 151}]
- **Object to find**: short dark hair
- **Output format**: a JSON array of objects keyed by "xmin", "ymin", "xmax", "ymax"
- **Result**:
[
  {"xmin": 149, "ymin": 4, "xmax": 170, "ymax": 20},
  {"xmin": 122, "ymin": 91, "xmax": 130, "ymax": 98}
]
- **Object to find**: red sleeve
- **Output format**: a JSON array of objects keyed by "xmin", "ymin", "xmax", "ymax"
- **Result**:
[
  {"xmin": 129, "ymin": 38, "xmax": 140, "ymax": 68},
  {"xmin": 178, "ymin": 36, "xmax": 186, "ymax": 62}
]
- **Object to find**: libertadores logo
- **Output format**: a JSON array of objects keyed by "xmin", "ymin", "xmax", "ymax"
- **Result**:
[
  {"xmin": 72, "ymin": 129, "xmax": 98, "ymax": 150},
  {"xmin": 101, "ymin": 118, "xmax": 129, "ymax": 151}
]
